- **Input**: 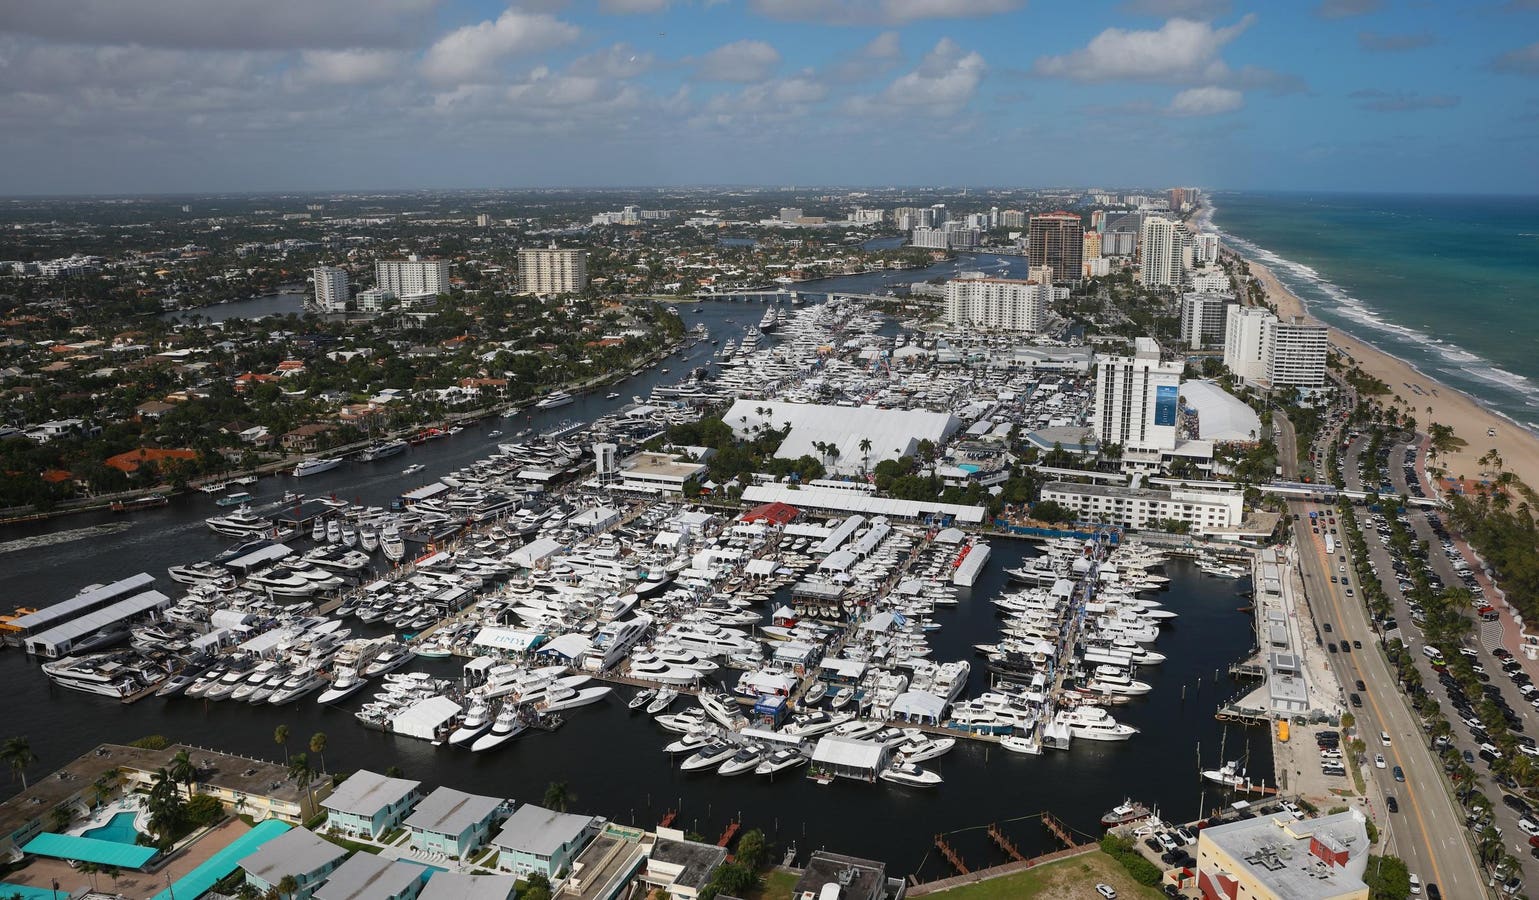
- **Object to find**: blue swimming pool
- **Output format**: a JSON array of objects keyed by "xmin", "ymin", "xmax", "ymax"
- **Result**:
[
  {"xmin": 957, "ymin": 463, "xmax": 981, "ymax": 474},
  {"xmin": 82, "ymin": 812, "xmax": 141, "ymax": 845}
]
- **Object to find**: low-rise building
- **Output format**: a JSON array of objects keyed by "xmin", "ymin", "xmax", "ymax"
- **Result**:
[
  {"xmin": 403, "ymin": 786, "xmax": 504, "ymax": 858},
  {"xmin": 417, "ymin": 872, "xmax": 517, "ymax": 900},
  {"xmin": 1195, "ymin": 810, "xmax": 1370, "ymax": 900},
  {"xmin": 793, "ymin": 851, "xmax": 907, "ymax": 900},
  {"xmin": 315, "ymin": 853, "xmax": 424, "ymax": 900},
  {"xmin": 1040, "ymin": 481, "xmax": 1243, "ymax": 533},
  {"xmin": 493, "ymin": 804, "xmax": 602, "ymax": 880},
  {"xmin": 321, "ymin": 769, "xmax": 422, "ymax": 839},
  {"xmin": 240, "ymin": 826, "xmax": 348, "ymax": 900},
  {"xmin": 637, "ymin": 829, "xmax": 728, "ymax": 900}
]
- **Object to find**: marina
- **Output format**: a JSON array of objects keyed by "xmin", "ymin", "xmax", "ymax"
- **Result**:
[{"xmin": 0, "ymin": 281, "xmax": 1266, "ymax": 877}]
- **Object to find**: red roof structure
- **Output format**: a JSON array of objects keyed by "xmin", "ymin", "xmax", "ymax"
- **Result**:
[{"xmin": 741, "ymin": 501, "xmax": 800, "ymax": 526}]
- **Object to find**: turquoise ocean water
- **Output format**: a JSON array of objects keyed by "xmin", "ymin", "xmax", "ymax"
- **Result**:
[{"xmin": 1206, "ymin": 192, "xmax": 1539, "ymax": 433}]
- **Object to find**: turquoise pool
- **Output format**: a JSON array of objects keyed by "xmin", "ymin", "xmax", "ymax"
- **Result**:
[
  {"xmin": 82, "ymin": 812, "xmax": 141, "ymax": 844},
  {"xmin": 957, "ymin": 463, "xmax": 981, "ymax": 473}
]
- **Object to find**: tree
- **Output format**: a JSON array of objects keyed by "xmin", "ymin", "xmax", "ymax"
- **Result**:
[
  {"xmin": 734, "ymin": 828, "xmax": 769, "ymax": 870},
  {"xmin": 522, "ymin": 873, "xmax": 553, "ymax": 900},
  {"xmin": 308, "ymin": 732, "xmax": 328, "ymax": 774},
  {"xmin": 858, "ymin": 437, "xmax": 873, "ymax": 473},
  {"xmin": 277, "ymin": 875, "xmax": 300, "ymax": 900},
  {"xmin": 543, "ymin": 781, "xmax": 573, "ymax": 813},
  {"xmin": 1363, "ymin": 854, "xmax": 1410, "ymax": 899},
  {"xmin": 274, "ymin": 725, "xmax": 291, "ymax": 764},
  {"xmin": 169, "ymin": 749, "xmax": 197, "ymax": 799},
  {"xmin": 2, "ymin": 736, "xmax": 38, "ymax": 791}
]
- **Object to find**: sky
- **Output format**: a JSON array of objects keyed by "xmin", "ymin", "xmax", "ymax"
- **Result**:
[{"xmin": 0, "ymin": 0, "xmax": 1537, "ymax": 195}]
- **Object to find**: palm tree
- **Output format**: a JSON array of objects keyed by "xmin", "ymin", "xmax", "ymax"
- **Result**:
[
  {"xmin": 168, "ymin": 749, "xmax": 197, "ymax": 800},
  {"xmin": 308, "ymin": 732, "xmax": 328, "ymax": 775},
  {"xmin": 289, "ymin": 753, "xmax": 318, "ymax": 812},
  {"xmin": 274, "ymin": 725, "xmax": 291, "ymax": 764},
  {"xmin": 277, "ymin": 875, "xmax": 300, "ymax": 900},
  {"xmin": 1, "ymin": 736, "xmax": 38, "ymax": 791},
  {"xmin": 858, "ymin": 438, "xmax": 873, "ymax": 473},
  {"xmin": 543, "ymin": 780, "xmax": 573, "ymax": 813}
]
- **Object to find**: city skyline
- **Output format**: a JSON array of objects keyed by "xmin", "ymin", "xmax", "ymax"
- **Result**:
[{"xmin": 1, "ymin": 0, "xmax": 1537, "ymax": 195}]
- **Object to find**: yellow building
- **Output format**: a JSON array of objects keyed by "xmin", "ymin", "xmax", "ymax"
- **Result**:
[{"xmin": 1195, "ymin": 810, "xmax": 1370, "ymax": 900}]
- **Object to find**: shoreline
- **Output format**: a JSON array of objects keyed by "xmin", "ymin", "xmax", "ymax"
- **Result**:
[{"xmin": 1210, "ymin": 203, "xmax": 1539, "ymax": 493}]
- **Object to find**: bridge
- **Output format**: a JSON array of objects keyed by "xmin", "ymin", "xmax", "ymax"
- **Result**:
[{"xmin": 689, "ymin": 289, "xmax": 900, "ymax": 304}]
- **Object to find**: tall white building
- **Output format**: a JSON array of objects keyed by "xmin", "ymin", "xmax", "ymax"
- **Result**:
[
  {"xmin": 376, "ymin": 256, "xmax": 449, "ymax": 301},
  {"xmin": 910, "ymin": 226, "xmax": 949, "ymax": 249},
  {"xmin": 312, "ymin": 266, "xmax": 349, "ymax": 313},
  {"xmin": 1139, "ymin": 216, "xmax": 1189, "ymax": 289},
  {"xmin": 1180, "ymin": 292, "xmax": 1232, "ymax": 349},
  {"xmin": 943, "ymin": 277, "xmax": 1050, "ymax": 333},
  {"xmin": 518, "ymin": 247, "xmax": 588, "ymax": 295},
  {"xmin": 1188, "ymin": 269, "xmax": 1229, "ymax": 293},
  {"xmin": 1223, "ymin": 306, "xmax": 1273, "ymax": 383},
  {"xmin": 1267, "ymin": 319, "xmax": 1329, "ymax": 387},
  {"xmin": 1193, "ymin": 232, "xmax": 1220, "ymax": 264},
  {"xmin": 1093, "ymin": 337, "xmax": 1183, "ymax": 454}
]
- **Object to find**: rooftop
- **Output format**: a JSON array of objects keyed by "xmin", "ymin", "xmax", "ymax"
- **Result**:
[
  {"xmin": 1200, "ymin": 811, "xmax": 1369, "ymax": 899},
  {"xmin": 322, "ymin": 769, "xmax": 421, "ymax": 817},
  {"xmin": 314, "ymin": 852, "xmax": 423, "ymax": 900},
  {"xmin": 403, "ymin": 786, "xmax": 503, "ymax": 836},
  {"xmin": 239, "ymin": 826, "xmax": 346, "ymax": 883},
  {"xmin": 493, "ymin": 804, "xmax": 598, "ymax": 856},
  {"xmin": 646, "ymin": 835, "xmax": 728, "ymax": 890}
]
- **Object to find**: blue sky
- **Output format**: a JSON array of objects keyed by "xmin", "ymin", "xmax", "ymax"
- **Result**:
[{"xmin": 0, "ymin": 0, "xmax": 1536, "ymax": 194}]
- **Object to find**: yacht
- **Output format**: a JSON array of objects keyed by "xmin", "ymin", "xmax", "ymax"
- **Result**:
[
  {"xmin": 357, "ymin": 440, "xmax": 407, "ymax": 462},
  {"xmin": 448, "ymin": 703, "xmax": 496, "ymax": 746},
  {"xmin": 167, "ymin": 561, "xmax": 234, "ymax": 588},
  {"xmin": 582, "ymin": 615, "xmax": 653, "ymax": 672},
  {"xmin": 880, "ymin": 761, "xmax": 943, "ymax": 787},
  {"xmin": 268, "ymin": 668, "xmax": 326, "ymax": 704},
  {"xmin": 292, "ymin": 457, "xmax": 344, "ymax": 477},
  {"xmin": 663, "ymin": 730, "xmax": 716, "ymax": 755},
  {"xmin": 896, "ymin": 735, "xmax": 955, "ymax": 763},
  {"xmin": 1201, "ymin": 760, "xmax": 1250, "ymax": 789},
  {"xmin": 402, "ymin": 464, "xmax": 426, "ymax": 476},
  {"xmin": 206, "ymin": 506, "xmax": 272, "ymax": 538},
  {"xmin": 470, "ymin": 706, "xmax": 529, "ymax": 752},
  {"xmin": 1056, "ymin": 706, "xmax": 1138, "ymax": 741},
  {"xmin": 362, "ymin": 643, "xmax": 413, "ymax": 677},
  {"xmin": 661, "ymin": 622, "xmax": 761, "ymax": 659},
  {"xmin": 1084, "ymin": 666, "xmax": 1152, "ymax": 696},
  {"xmin": 680, "ymin": 741, "xmax": 737, "ymax": 772},
  {"xmin": 317, "ymin": 668, "xmax": 371, "ymax": 705},
  {"xmin": 646, "ymin": 686, "xmax": 678, "ymax": 714},
  {"xmin": 717, "ymin": 746, "xmax": 766, "ymax": 776},
  {"xmin": 41, "ymin": 653, "xmax": 161, "ymax": 699},
  {"xmin": 381, "ymin": 523, "xmax": 406, "ymax": 563},
  {"xmin": 754, "ymin": 748, "xmax": 809, "ymax": 776},
  {"xmin": 542, "ymin": 684, "xmax": 612, "ymax": 711},
  {"xmin": 535, "ymin": 390, "xmax": 574, "ymax": 410},
  {"xmin": 699, "ymin": 692, "xmax": 748, "ymax": 730}
]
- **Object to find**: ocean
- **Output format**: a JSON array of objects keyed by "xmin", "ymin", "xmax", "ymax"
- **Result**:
[{"xmin": 1205, "ymin": 192, "xmax": 1539, "ymax": 432}]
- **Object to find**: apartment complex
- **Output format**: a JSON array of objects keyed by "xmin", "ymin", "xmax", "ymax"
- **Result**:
[
  {"xmin": 1223, "ymin": 307, "xmax": 1329, "ymax": 388},
  {"xmin": 1139, "ymin": 216, "xmax": 1189, "ymax": 289},
  {"xmin": 1180, "ymin": 292, "xmax": 1234, "ymax": 349},
  {"xmin": 1039, "ymin": 481, "xmax": 1243, "ymax": 532},
  {"xmin": 376, "ymin": 256, "xmax": 450, "ymax": 301},
  {"xmin": 517, "ymin": 247, "xmax": 588, "ymax": 295},
  {"xmin": 1026, "ymin": 212, "xmax": 1083, "ymax": 285},
  {"xmin": 942, "ymin": 277, "xmax": 1050, "ymax": 333},
  {"xmin": 312, "ymin": 266, "xmax": 349, "ymax": 313},
  {"xmin": 1092, "ymin": 337, "xmax": 1182, "ymax": 454}
]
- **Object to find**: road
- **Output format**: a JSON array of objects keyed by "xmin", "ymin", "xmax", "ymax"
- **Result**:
[{"xmin": 1292, "ymin": 499, "xmax": 1488, "ymax": 898}]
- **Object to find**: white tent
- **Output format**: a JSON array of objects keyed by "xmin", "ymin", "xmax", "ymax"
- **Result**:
[
  {"xmin": 391, "ymin": 696, "xmax": 462, "ymax": 741},
  {"xmin": 889, "ymin": 691, "xmax": 947, "ymax": 724}
]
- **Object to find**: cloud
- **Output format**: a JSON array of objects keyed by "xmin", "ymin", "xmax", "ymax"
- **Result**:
[
  {"xmin": 852, "ymin": 37, "xmax": 985, "ymax": 113},
  {"xmin": 1493, "ymin": 42, "xmax": 1539, "ymax": 76},
  {"xmin": 296, "ymin": 49, "xmax": 403, "ymax": 85},
  {"xmin": 749, "ymin": 0, "xmax": 1023, "ymax": 26},
  {"xmin": 599, "ymin": 0, "xmax": 671, "ymax": 11},
  {"xmin": 694, "ymin": 39, "xmax": 781, "ymax": 82},
  {"xmin": 1349, "ymin": 89, "xmax": 1460, "ymax": 111},
  {"xmin": 420, "ymin": 10, "xmax": 579, "ymax": 85},
  {"xmin": 1119, "ymin": 0, "xmax": 1231, "ymax": 17},
  {"xmin": 568, "ymin": 43, "xmax": 656, "ymax": 79},
  {"xmin": 0, "ymin": 0, "xmax": 439, "ymax": 50},
  {"xmin": 1033, "ymin": 16, "xmax": 1253, "ymax": 84},
  {"xmin": 1315, "ymin": 0, "xmax": 1381, "ymax": 19},
  {"xmin": 1168, "ymin": 85, "xmax": 1243, "ymax": 115},
  {"xmin": 828, "ymin": 31, "xmax": 903, "ymax": 81},
  {"xmin": 1357, "ymin": 31, "xmax": 1435, "ymax": 53}
]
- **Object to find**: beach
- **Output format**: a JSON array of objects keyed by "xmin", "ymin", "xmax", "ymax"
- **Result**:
[{"xmin": 1245, "ymin": 256, "xmax": 1539, "ymax": 495}]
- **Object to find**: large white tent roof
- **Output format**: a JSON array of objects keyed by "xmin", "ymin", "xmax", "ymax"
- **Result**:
[
  {"xmin": 724, "ymin": 399, "xmax": 961, "ymax": 476},
  {"xmin": 1182, "ymin": 379, "xmax": 1262, "ymax": 443}
]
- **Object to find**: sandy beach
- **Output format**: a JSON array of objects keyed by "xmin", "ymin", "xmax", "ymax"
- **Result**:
[{"xmin": 1244, "ymin": 256, "xmax": 1539, "ymax": 495}]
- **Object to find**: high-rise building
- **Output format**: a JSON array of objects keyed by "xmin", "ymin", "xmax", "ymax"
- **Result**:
[
  {"xmin": 312, "ymin": 266, "xmax": 349, "ymax": 312},
  {"xmin": 1083, "ymin": 231, "xmax": 1102, "ymax": 260},
  {"xmin": 779, "ymin": 208, "xmax": 804, "ymax": 223},
  {"xmin": 1168, "ymin": 187, "xmax": 1199, "ymax": 214},
  {"xmin": 518, "ymin": 247, "xmax": 588, "ymax": 295},
  {"xmin": 376, "ymin": 256, "xmax": 450, "ymax": 301},
  {"xmin": 1180, "ymin": 292, "xmax": 1233, "ymax": 349},
  {"xmin": 1093, "ymin": 337, "xmax": 1183, "ymax": 454},
  {"xmin": 475, "ymin": 214, "xmax": 492, "ymax": 227},
  {"xmin": 1224, "ymin": 306, "xmax": 1274, "ymax": 383},
  {"xmin": 1266, "ymin": 319, "xmax": 1329, "ymax": 387},
  {"xmin": 998, "ymin": 210, "xmax": 1027, "ymax": 229},
  {"xmin": 1090, "ymin": 210, "xmax": 1107, "ymax": 232},
  {"xmin": 1193, "ymin": 232, "xmax": 1220, "ymax": 264},
  {"xmin": 1139, "ymin": 216, "xmax": 1189, "ymax": 289},
  {"xmin": 910, "ymin": 226, "xmax": 949, "ymax": 249},
  {"xmin": 943, "ymin": 277, "xmax": 1050, "ymax": 333},
  {"xmin": 1027, "ymin": 212, "xmax": 1084, "ymax": 286}
]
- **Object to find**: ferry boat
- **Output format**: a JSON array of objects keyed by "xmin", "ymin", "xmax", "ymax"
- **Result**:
[
  {"xmin": 536, "ymin": 390, "xmax": 574, "ymax": 410},
  {"xmin": 292, "ymin": 457, "xmax": 343, "ymax": 477},
  {"xmin": 215, "ymin": 491, "xmax": 254, "ymax": 507}
]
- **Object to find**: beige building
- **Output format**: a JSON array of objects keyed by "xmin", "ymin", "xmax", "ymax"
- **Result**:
[
  {"xmin": 942, "ymin": 276, "xmax": 1050, "ymax": 333},
  {"xmin": 1195, "ymin": 810, "xmax": 1370, "ymax": 900},
  {"xmin": 518, "ymin": 247, "xmax": 588, "ymax": 295}
]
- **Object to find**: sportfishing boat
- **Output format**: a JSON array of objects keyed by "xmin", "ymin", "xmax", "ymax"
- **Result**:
[
  {"xmin": 448, "ymin": 703, "xmax": 496, "ymax": 746},
  {"xmin": 470, "ymin": 705, "xmax": 528, "ymax": 752},
  {"xmin": 646, "ymin": 686, "xmax": 678, "ymax": 714},
  {"xmin": 629, "ymin": 689, "xmax": 656, "ymax": 711},
  {"xmin": 317, "ymin": 668, "xmax": 371, "ymax": 705},
  {"xmin": 1201, "ymin": 760, "xmax": 1250, "ymax": 789},
  {"xmin": 292, "ymin": 457, "xmax": 344, "ymax": 477}
]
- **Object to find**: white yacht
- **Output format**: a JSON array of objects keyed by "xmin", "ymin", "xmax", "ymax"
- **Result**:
[
  {"xmin": 206, "ymin": 506, "xmax": 271, "ymax": 538},
  {"xmin": 1056, "ymin": 706, "xmax": 1138, "ymax": 741},
  {"xmin": 754, "ymin": 748, "xmax": 809, "ymax": 776},
  {"xmin": 661, "ymin": 622, "xmax": 761, "ymax": 659},
  {"xmin": 1085, "ymin": 665, "xmax": 1152, "ymax": 696},
  {"xmin": 167, "ymin": 561, "xmax": 234, "ymax": 587},
  {"xmin": 41, "ymin": 653, "xmax": 161, "ymax": 698},
  {"xmin": 680, "ymin": 741, "xmax": 737, "ymax": 772},
  {"xmin": 292, "ymin": 457, "xmax": 344, "ymax": 477},
  {"xmin": 356, "ymin": 440, "xmax": 407, "ymax": 462},
  {"xmin": 880, "ymin": 761, "xmax": 942, "ymax": 787},
  {"xmin": 470, "ymin": 706, "xmax": 528, "ymax": 752},
  {"xmin": 535, "ymin": 390, "xmax": 574, "ymax": 409},
  {"xmin": 718, "ymin": 746, "xmax": 766, "ymax": 777},
  {"xmin": 582, "ymin": 615, "xmax": 652, "ymax": 672},
  {"xmin": 448, "ymin": 703, "xmax": 495, "ymax": 746},
  {"xmin": 317, "ymin": 668, "xmax": 371, "ymax": 705}
]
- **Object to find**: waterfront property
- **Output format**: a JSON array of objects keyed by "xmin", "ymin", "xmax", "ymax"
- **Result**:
[
  {"xmin": 492, "ymin": 804, "xmax": 602, "ymax": 880},
  {"xmin": 1195, "ymin": 809, "xmax": 1370, "ymax": 900},
  {"xmin": 794, "ymin": 851, "xmax": 906, "ymax": 900},
  {"xmin": 637, "ymin": 829, "xmax": 728, "ymax": 900},
  {"xmin": 240, "ymin": 826, "xmax": 348, "ymax": 900},
  {"xmin": 403, "ymin": 786, "xmax": 505, "ymax": 858},
  {"xmin": 417, "ymin": 871, "xmax": 517, "ymax": 900},
  {"xmin": 313, "ymin": 852, "xmax": 426, "ymax": 900},
  {"xmin": 322, "ymin": 769, "xmax": 423, "ymax": 839}
]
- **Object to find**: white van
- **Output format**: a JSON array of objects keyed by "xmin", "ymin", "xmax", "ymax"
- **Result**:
[
  {"xmin": 1423, "ymin": 645, "xmax": 1444, "ymax": 661},
  {"xmin": 1410, "ymin": 873, "xmax": 1422, "ymax": 894}
]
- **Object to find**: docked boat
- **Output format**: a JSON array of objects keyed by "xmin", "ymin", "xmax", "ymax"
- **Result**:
[
  {"xmin": 1201, "ymin": 760, "xmax": 1250, "ymax": 789},
  {"xmin": 754, "ymin": 748, "xmax": 809, "ymax": 776},
  {"xmin": 292, "ymin": 457, "xmax": 344, "ymax": 477},
  {"xmin": 206, "ymin": 506, "xmax": 271, "ymax": 538},
  {"xmin": 1056, "ymin": 706, "xmax": 1138, "ymax": 742},
  {"xmin": 880, "ymin": 761, "xmax": 942, "ymax": 787},
  {"xmin": 470, "ymin": 706, "xmax": 529, "ymax": 752},
  {"xmin": 535, "ymin": 390, "xmax": 574, "ymax": 409},
  {"xmin": 317, "ymin": 668, "xmax": 371, "ymax": 705},
  {"xmin": 357, "ymin": 440, "xmax": 408, "ymax": 462},
  {"xmin": 680, "ymin": 741, "xmax": 737, "ymax": 772},
  {"xmin": 42, "ymin": 653, "xmax": 164, "ymax": 699},
  {"xmin": 215, "ymin": 491, "xmax": 254, "ymax": 508},
  {"xmin": 448, "ymin": 703, "xmax": 496, "ymax": 746},
  {"xmin": 717, "ymin": 746, "xmax": 766, "ymax": 776},
  {"xmin": 1100, "ymin": 799, "xmax": 1152, "ymax": 827},
  {"xmin": 646, "ymin": 686, "xmax": 678, "ymax": 715},
  {"xmin": 629, "ymin": 689, "xmax": 656, "ymax": 711}
]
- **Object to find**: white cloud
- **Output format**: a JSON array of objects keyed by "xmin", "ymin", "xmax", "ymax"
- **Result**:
[
  {"xmin": 0, "ymin": 0, "xmax": 439, "ymax": 50},
  {"xmin": 750, "ymin": 0, "xmax": 1022, "ymax": 26},
  {"xmin": 828, "ymin": 30, "xmax": 903, "ymax": 81},
  {"xmin": 297, "ymin": 49, "xmax": 403, "ymax": 85},
  {"xmin": 694, "ymin": 39, "xmax": 781, "ymax": 82},
  {"xmin": 1033, "ymin": 15, "xmax": 1253, "ymax": 83},
  {"xmin": 599, "ymin": 0, "xmax": 671, "ymax": 11},
  {"xmin": 420, "ymin": 10, "xmax": 579, "ymax": 85},
  {"xmin": 1168, "ymin": 85, "xmax": 1243, "ymax": 115},
  {"xmin": 848, "ymin": 37, "xmax": 984, "ymax": 114},
  {"xmin": 568, "ymin": 43, "xmax": 656, "ymax": 79}
]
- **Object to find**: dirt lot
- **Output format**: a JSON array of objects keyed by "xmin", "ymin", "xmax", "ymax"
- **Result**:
[{"xmin": 913, "ymin": 850, "xmax": 1166, "ymax": 900}]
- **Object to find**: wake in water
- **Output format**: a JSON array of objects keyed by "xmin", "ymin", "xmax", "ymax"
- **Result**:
[
  {"xmin": 1206, "ymin": 205, "xmax": 1539, "ymax": 423},
  {"xmin": 0, "ymin": 522, "xmax": 132, "ymax": 555}
]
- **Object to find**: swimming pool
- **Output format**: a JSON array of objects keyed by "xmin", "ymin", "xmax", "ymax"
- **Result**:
[
  {"xmin": 957, "ymin": 463, "xmax": 981, "ymax": 474},
  {"xmin": 82, "ymin": 812, "xmax": 141, "ymax": 845}
]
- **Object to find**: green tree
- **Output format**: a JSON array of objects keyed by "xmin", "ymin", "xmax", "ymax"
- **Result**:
[
  {"xmin": 169, "ymin": 749, "xmax": 197, "ymax": 799},
  {"xmin": 308, "ymin": 732, "xmax": 328, "ymax": 774},
  {"xmin": 277, "ymin": 875, "xmax": 300, "ymax": 900},
  {"xmin": 522, "ymin": 872, "xmax": 553, "ymax": 900},
  {"xmin": 543, "ymin": 781, "xmax": 573, "ymax": 813},
  {"xmin": 734, "ymin": 828, "xmax": 768, "ymax": 870},
  {"xmin": 274, "ymin": 725, "xmax": 291, "ymax": 764},
  {"xmin": 1, "ymin": 736, "xmax": 38, "ymax": 790},
  {"xmin": 1362, "ymin": 854, "xmax": 1410, "ymax": 899}
]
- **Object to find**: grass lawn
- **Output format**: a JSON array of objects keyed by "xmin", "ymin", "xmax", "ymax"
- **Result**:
[
  {"xmin": 742, "ymin": 868, "xmax": 801, "ymax": 900},
  {"xmin": 920, "ymin": 851, "xmax": 1165, "ymax": 900}
]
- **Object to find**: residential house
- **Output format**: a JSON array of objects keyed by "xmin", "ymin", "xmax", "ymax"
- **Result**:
[
  {"xmin": 321, "ymin": 769, "xmax": 421, "ymax": 839},
  {"xmin": 492, "ymin": 804, "xmax": 601, "ymax": 880},
  {"xmin": 314, "ymin": 853, "xmax": 424, "ymax": 900},
  {"xmin": 403, "ymin": 786, "xmax": 505, "ymax": 858},
  {"xmin": 240, "ymin": 826, "xmax": 348, "ymax": 900},
  {"xmin": 134, "ymin": 400, "xmax": 176, "ymax": 419},
  {"xmin": 638, "ymin": 829, "xmax": 727, "ymax": 900},
  {"xmin": 416, "ymin": 872, "xmax": 516, "ymax": 900},
  {"xmin": 792, "ymin": 852, "xmax": 907, "ymax": 900},
  {"xmin": 282, "ymin": 423, "xmax": 337, "ymax": 452}
]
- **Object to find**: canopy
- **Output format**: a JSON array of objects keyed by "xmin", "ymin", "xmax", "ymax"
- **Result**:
[
  {"xmin": 889, "ymin": 691, "xmax": 947, "ymax": 723},
  {"xmin": 23, "ymin": 833, "xmax": 157, "ymax": 868}
]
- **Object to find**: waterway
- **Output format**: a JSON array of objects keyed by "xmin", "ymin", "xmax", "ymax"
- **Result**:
[{"xmin": 2, "ymin": 258, "xmax": 1267, "ymax": 874}]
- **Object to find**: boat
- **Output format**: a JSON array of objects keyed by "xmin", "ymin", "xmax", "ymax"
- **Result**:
[
  {"xmin": 663, "ymin": 730, "xmax": 716, "ymax": 755},
  {"xmin": 292, "ymin": 457, "xmax": 344, "ymax": 477},
  {"xmin": 542, "ymin": 685, "xmax": 612, "ymax": 711},
  {"xmin": 535, "ymin": 390, "xmax": 574, "ymax": 410},
  {"xmin": 646, "ymin": 686, "xmax": 678, "ymax": 715},
  {"xmin": 470, "ymin": 706, "xmax": 529, "ymax": 751},
  {"xmin": 804, "ymin": 682, "xmax": 828, "ymax": 704},
  {"xmin": 1057, "ymin": 706, "xmax": 1138, "ymax": 742},
  {"xmin": 155, "ymin": 671, "xmax": 199, "ymax": 698},
  {"xmin": 381, "ymin": 523, "xmax": 406, "ymax": 563},
  {"xmin": 1100, "ymin": 799, "xmax": 1152, "ymax": 827},
  {"xmin": 629, "ymin": 689, "xmax": 656, "ymax": 711},
  {"xmin": 317, "ymin": 668, "xmax": 371, "ymax": 705},
  {"xmin": 998, "ymin": 735, "xmax": 1038, "ymax": 755},
  {"xmin": 880, "ymin": 761, "xmax": 943, "ymax": 787},
  {"xmin": 448, "ymin": 703, "xmax": 496, "ymax": 746},
  {"xmin": 605, "ymin": 392, "xmax": 621, "ymax": 400},
  {"xmin": 680, "ymin": 741, "xmax": 737, "ymax": 772},
  {"xmin": 754, "ymin": 748, "xmax": 809, "ymax": 776},
  {"xmin": 1201, "ymin": 760, "xmax": 1250, "ymax": 789},
  {"xmin": 830, "ymin": 686, "xmax": 855, "ymax": 709},
  {"xmin": 41, "ymin": 653, "xmax": 162, "ymax": 699},
  {"xmin": 206, "ymin": 506, "xmax": 272, "ymax": 538},
  {"xmin": 216, "ymin": 491, "xmax": 254, "ymax": 507},
  {"xmin": 896, "ymin": 735, "xmax": 955, "ymax": 763},
  {"xmin": 356, "ymin": 440, "xmax": 407, "ymax": 462},
  {"xmin": 718, "ymin": 746, "xmax": 767, "ymax": 776},
  {"xmin": 402, "ymin": 464, "xmax": 426, "ymax": 475}
]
